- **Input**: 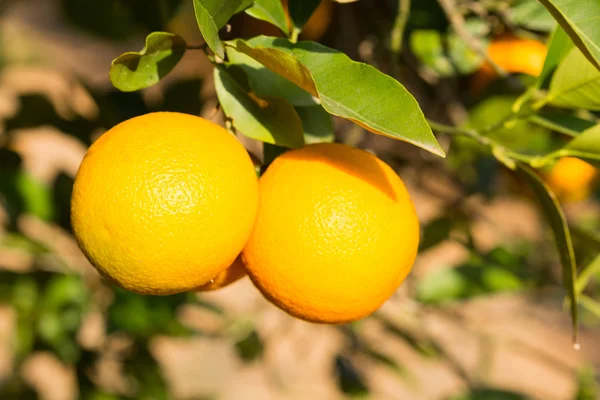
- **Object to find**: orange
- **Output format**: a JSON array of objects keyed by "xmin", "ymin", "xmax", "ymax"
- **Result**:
[
  {"xmin": 242, "ymin": 143, "xmax": 419, "ymax": 323},
  {"xmin": 241, "ymin": 0, "xmax": 333, "ymax": 41},
  {"xmin": 546, "ymin": 157, "xmax": 597, "ymax": 203},
  {"xmin": 196, "ymin": 256, "xmax": 247, "ymax": 291},
  {"xmin": 71, "ymin": 112, "xmax": 259, "ymax": 295},
  {"xmin": 473, "ymin": 36, "xmax": 547, "ymax": 91}
]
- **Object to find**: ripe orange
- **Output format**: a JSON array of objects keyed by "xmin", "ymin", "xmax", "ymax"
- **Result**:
[
  {"xmin": 242, "ymin": 143, "xmax": 419, "ymax": 323},
  {"xmin": 473, "ymin": 36, "xmax": 547, "ymax": 91},
  {"xmin": 546, "ymin": 157, "xmax": 597, "ymax": 203},
  {"xmin": 71, "ymin": 112, "xmax": 259, "ymax": 295},
  {"xmin": 196, "ymin": 256, "xmax": 247, "ymax": 291},
  {"xmin": 241, "ymin": 0, "xmax": 333, "ymax": 41}
]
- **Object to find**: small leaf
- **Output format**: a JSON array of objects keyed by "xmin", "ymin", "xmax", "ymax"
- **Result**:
[
  {"xmin": 228, "ymin": 37, "xmax": 445, "ymax": 157},
  {"xmin": 193, "ymin": 0, "xmax": 253, "ymax": 58},
  {"xmin": 110, "ymin": 32, "xmax": 186, "ymax": 92},
  {"xmin": 516, "ymin": 163, "xmax": 578, "ymax": 342},
  {"xmin": 419, "ymin": 217, "xmax": 453, "ymax": 252},
  {"xmin": 295, "ymin": 105, "xmax": 334, "ymax": 144},
  {"xmin": 539, "ymin": 25, "xmax": 573, "ymax": 86},
  {"xmin": 538, "ymin": 0, "xmax": 600, "ymax": 72},
  {"xmin": 214, "ymin": 66, "xmax": 304, "ymax": 148},
  {"xmin": 226, "ymin": 46, "xmax": 317, "ymax": 106},
  {"xmin": 288, "ymin": 0, "xmax": 321, "ymax": 31},
  {"xmin": 548, "ymin": 47, "xmax": 600, "ymax": 110},
  {"xmin": 560, "ymin": 124, "xmax": 600, "ymax": 166},
  {"xmin": 410, "ymin": 30, "xmax": 455, "ymax": 77},
  {"xmin": 245, "ymin": 0, "xmax": 290, "ymax": 36}
]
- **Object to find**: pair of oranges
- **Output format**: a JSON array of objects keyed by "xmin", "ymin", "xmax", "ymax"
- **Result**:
[{"xmin": 71, "ymin": 112, "xmax": 419, "ymax": 324}]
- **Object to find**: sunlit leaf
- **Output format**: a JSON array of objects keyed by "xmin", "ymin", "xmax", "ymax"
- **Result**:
[
  {"xmin": 110, "ymin": 32, "xmax": 186, "ymax": 92},
  {"xmin": 228, "ymin": 36, "xmax": 445, "ymax": 157},
  {"xmin": 548, "ymin": 47, "xmax": 600, "ymax": 110},
  {"xmin": 193, "ymin": 0, "xmax": 253, "ymax": 58},
  {"xmin": 245, "ymin": 0, "xmax": 290, "ymax": 35},
  {"xmin": 214, "ymin": 65, "xmax": 304, "ymax": 148},
  {"xmin": 538, "ymin": 0, "xmax": 600, "ymax": 71}
]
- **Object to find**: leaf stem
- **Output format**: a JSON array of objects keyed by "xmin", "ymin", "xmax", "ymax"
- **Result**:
[
  {"xmin": 427, "ymin": 119, "xmax": 541, "ymax": 165},
  {"xmin": 290, "ymin": 27, "xmax": 301, "ymax": 44},
  {"xmin": 390, "ymin": 0, "xmax": 411, "ymax": 77}
]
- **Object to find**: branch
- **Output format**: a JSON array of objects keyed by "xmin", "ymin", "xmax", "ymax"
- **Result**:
[
  {"xmin": 437, "ymin": 0, "xmax": 508, "ymax": 78},
  {"xmin": 390, "ymin": 0, "xmax": 411, "ymax": 77}
]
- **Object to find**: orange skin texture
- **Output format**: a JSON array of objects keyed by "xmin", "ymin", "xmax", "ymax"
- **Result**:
[
  {"xmin": 242, "ymin": 143, "xmax": 419, "ymax": 323},
  {"xmin": 241, "ymin": 0, "xmax": 334, "ymax": 41},
  {"xmin": 473, "ymin": 36, "xmax": 547, "ymax": 91},
  {"xmin": 546, "ymin": 157, "xmax": 597, "ymax": 203},
  {"xmin": 71, "ymin": 112, "xmax": 259, "ymax": 295},
  {"xmin": 196, "ymin": 256, "xmax": 247, "ymax": 291}
]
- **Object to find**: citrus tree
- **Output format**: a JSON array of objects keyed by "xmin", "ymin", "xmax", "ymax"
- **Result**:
[{"xmin": 1, "ymin": 0, "xmax": 600, "ymax": 399}]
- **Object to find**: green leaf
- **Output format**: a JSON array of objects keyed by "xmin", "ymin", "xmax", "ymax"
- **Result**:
[
  {"xmin": 508, "ymin": 0, "xmax": 556, "ymax": 32},
  {"xmin": 214, "ymin": 65, "xmax": 304, "ymax": 148},
  {"xmin": 576, "ymin": 254, "xmax": 600, "ymax": 295},
  {"xmin": 109, "ymin": 32, "xmax": 186, "ymax": 92},
  {"xmin": 228, "ymin": 37, "xmax": 445, "ymax": 157},
  {"xmin": 515, "ymin": 164, "xmax": 578, "ymax": 342},
  {"xmin": 226, "ymin": 46, "xmax": 317, "ymax": 106},
  {"xmin": 538, "ymin": 0, "xmax": 600, "ymax": 72},
  {"xmin": 560, "ymin": 124, "xmax": 600, "ymax": 166},
  {"xmin": 288, "ymin": 0, "xmax": 321, "ymax": 31},
  {"xmin": 529, "ymin": 112, "xmax": 596, "ymax": 137},
  {"xmin": 410, "ymin": 30, "xmax": 455, "ymax": 77},
  {"xmin": 419, "ymin": 217, "xmax": 453, "ymax": 252},
  {"xmin": 447, "ymin": 20, "xmax": 487, "ymax": 75},
  {"xmin": 539, "ymin": 25, "xmax": 573, "ymax": 86},
  {"xmin": 416, "ymin": 264, "xmax": 524, "ymax": 305},
  {"xmin": 548, "ymin": 47, "xmax": 600, "ymax": 110},
  {"xmin": 193, "ymin": 0, "xmax": 253, "ymax": 58},
  {"xmin": 245, "ymin": 0, "xmax": 290, "ymax": 36},
  {"xmin": 295, "ymin": 105, "xmax": 334, "ymax": 144}
]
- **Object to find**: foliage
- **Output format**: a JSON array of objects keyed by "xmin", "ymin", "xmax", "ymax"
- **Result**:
[{"xmin": 0, "ymin": 0, "xmax": 599, "ymax": 398}]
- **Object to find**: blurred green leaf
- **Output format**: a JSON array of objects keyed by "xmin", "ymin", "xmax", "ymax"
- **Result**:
[
  {"xmin": 410, "ymin": 30, "xmax": 455, "ymax": 76},
  {"xmin": 557, "ymin": 124, "xmax": 600, "ymax": 166},
  {"xmin": 295, "ymin": 105, "xmax": 334, "ymax": 144},
  {"xmin": 334, "ymin": 355, "xmax": 369, "ymax": 397},
  {"xmin": 0, "ymin": 171, "xmax": 54, "ymax": 222},
  {"xmin": 0, "ymin": 233, "xmax": 47, "ymax": 254},
  {"xmin": 193, "ymin": 0, "xmax": 253, "ymax": 58},
  {"xmin": 419, "ymin": 217, "xmax": 453, "ymax": 252},
  {"xmin": 575, "ymin": 365, "xmax": 599, "ymax": 400},
  {"xmin": 516, "ymin": 164, "xmax": 578, "ymax": 340},
  {"xmin": 577, "ymin": 255, "xmax": 600, "ymax": 294},
  {"xmin": 108, "ymin": 288, "xmax": 191, "ymax": 339},
  {"xmin": 507, "ymin": 0, "xmax": 556, "ymax": 32},
  {"xmin": 447, "ymin": 19, "xmax": 487, "ymax": 75},
  {"xmin": 538, "ymin": 26, "xmax": 573, "ymax": 88},
  {"xmin": 214, "ymin": 65, "xmax": 304, "ymax": 148},
  {"xmin": 538, "ymin": 0, "xmax": 600, "ymax": 71},
  {"xmin": 229, "ymin": 37, "xmax": 445, "ymax": 157},
  {"xmin": 416, "ymin": 264, "xmax": 524, "ymax": 305},
  {"xmin": 235, "ymin": 329, "xmax": 264, "ymax": 361},
  {"xmin": 450, "ymin": 388, "xmax": 530, "ymax": 400},
  {"xmin": 548, "ymin": 47, "xmax": 600, "ymax": 110},
  {"xmin": 61, "ymin": 0, "xmax": 134, "ymax": 40},
  {"xmin": 529, "ymin": 112, "xmax": 596, "ymax": 137},
  {"xmin": 110, "ymin": 32, "xmax": 186, "ymax": 92},
  {"xmin": 226, "ymin": 46, "xmax": 317, "ymax": 106},
  {"xmin": 245, "ymin": 0, "xmax": 290, "ymax": 35},
  {"xmin": 287, "ymin": 0, "xmax": 321, "ymax": 32}
]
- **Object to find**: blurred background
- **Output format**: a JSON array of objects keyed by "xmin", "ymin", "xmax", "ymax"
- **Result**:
[{"xmin": 0, "ymin": 0, "xmax": 599, "ymax": 399}]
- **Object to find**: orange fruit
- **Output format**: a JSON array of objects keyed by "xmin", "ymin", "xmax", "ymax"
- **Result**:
[
  {"xmin": 473, "ymin": 36, "xmax": 547, "ymax": 91},
  {"xmin": 242, "ymin": 143, "xmax": 419, "ymax": 323},
  {"xmin": 241, "ymin": 0, "xmax": 333, "ymax": 41},
  {"xmin": 546, "ymin": 157, "xmax": 597, "ymax": 203},
  {"xmin": 71, "ymin": 112, "xmax": 259, "ymax": 295},
  {"xmin": 196, "ymin": 256, "xmax": 247, "ymax": 291}
]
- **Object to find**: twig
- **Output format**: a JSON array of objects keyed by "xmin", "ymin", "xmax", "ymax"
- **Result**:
[
  {"xmin": 390, "ymin": 0, "xmax": 411, "ymax": 77},
  {"xmin": 437, "ymin": 0, "xmax": 507, "ymax": 78}
]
